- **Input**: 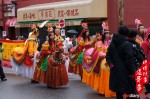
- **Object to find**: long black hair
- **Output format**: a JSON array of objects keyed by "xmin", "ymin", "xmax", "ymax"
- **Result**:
[{"xmin": 82, "ymin": 29, "xmax": 90, "ymax": 42}]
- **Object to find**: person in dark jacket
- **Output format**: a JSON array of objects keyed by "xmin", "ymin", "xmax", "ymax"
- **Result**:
[
  {"xmin": 106, "ymin": 25, "xmax": 140, "ymax": 99},
  {"xmin": 0, "ymin": 42, "xmax": 7, "ymax": 81},
  {"xmin": 127, "ymin": 29, "xmax": 146, "ymax": 98}
]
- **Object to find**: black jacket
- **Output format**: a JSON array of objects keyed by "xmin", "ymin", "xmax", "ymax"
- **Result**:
[
  {"xmin": 128, "ymin": 39, "xmax": 146, "ymax": 69},
  {"xmin": 106, "ymin": 34, "xmax": 139, "ymax": 93}
]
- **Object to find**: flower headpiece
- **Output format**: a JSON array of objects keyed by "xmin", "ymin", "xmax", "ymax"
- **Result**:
[
  {"xmin": 135, "ymin": 19, "xmax": 144, "ymax": 30},
  {"xmin": 102, "ymin": 21, "xmax": 109, "ymax": 34},
  {"xmin": 81, "ymin": 19, "xmax": 88, "ymax": 29}
]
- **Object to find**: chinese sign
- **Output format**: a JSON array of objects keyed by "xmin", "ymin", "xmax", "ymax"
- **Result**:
[
  {"xmin": 38, "ymin": 9, "xmax": 55, "ymax": 20},
  {"xmin": 23, "ymin": 13, "xmax": 36, "ymax": 20},
  {"xmin": 4, "ymin": 4, "xmax": 15, "ymax": 17},
  {"xmin": 57, "ymin": 9, "xmax": 79, "ymax": 18},
  {"xmin": 135, "ymin": 59, "xmax": 149, "ymax": 94},
  {"xmin": 21, "ymin": 8, "xmax": 80, "ymax": 21}
]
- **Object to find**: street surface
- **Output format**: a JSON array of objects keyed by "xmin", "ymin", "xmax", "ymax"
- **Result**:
[{"xmin": 0, "ymin": 68, "xmax": 115, "ymax": 99}]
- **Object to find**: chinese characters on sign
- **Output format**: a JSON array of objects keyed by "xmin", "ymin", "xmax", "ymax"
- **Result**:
[
  {"xmin": 58, "ymin": 9, "xmax": 79, "ymax": 18},
  {"xmin": 135, "ymin": 59, "xmax": 149, "ymax": 94},
  {"xmin": 38, "ymin": 9, "xmax": 54, "ymax": 20},
  {"xmin": 22, "ymin": 8, "xmax": 80, "ymax": 21},
  {"xmin": 23, "ymin": 13, "xmax": 36, "ymax": 20}
]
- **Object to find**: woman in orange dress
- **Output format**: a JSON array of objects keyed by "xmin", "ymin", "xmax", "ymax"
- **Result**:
[{"xmin": 82, "ymin": 22, "xmax": 116, "ymax": 97}]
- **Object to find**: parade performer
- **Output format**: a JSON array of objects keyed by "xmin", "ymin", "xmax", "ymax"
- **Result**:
[
  {"xmin": 47, "ymin": 25, "xmax": 56, "ymax": 54},
  {"xmin": 32, "ymin": 41, "xmax": 50, "ymax": 83},
  {"xmin": 46, "ymin": 42, "xmax": 68, "ymax": 88},
  {"xmin": 68, "ymin": 19, "xmax": 94, "ymax": 77},
  {"xmin": 82, "ymin": 22, "xmax": 116, "ymax": 97},
  {"xmin": 54, "ymin": 25, "xmax": 64, "ymax": 43},
  {"xmin": 135, "ymin": 19, "xmax": 146, "ymax": 45},
  {"xmin": 11, "ymin": 24, "xmax": 39, "ymax": 79}
]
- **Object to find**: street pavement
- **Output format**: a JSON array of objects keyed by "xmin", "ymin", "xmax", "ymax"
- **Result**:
[{"xmin": 0, "ymin": 68, "xmax": 115, "ymax": 99}]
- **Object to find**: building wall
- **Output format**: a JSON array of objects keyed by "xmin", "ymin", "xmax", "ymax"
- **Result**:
[
  {"xmin": 16, "ymin": 0, "xmax": 67, "ymax": 8},
  {"xmin": 107, "ymin": 0, "xmax": 118, "ymax": 33},
  {"xmin": 124, "ymin": 0, "xmax": 150, "ymax": 28}
]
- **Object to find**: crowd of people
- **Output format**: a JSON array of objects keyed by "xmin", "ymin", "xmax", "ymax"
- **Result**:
[{"xmin": 0, "ymin": 18, "xmax": 150, "ymax": 99}]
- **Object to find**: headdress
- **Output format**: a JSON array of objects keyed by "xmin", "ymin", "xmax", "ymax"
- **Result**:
[
  {"xmin": 47, "ymin": 25, "xmax": 54, "ymax": 32},
  {"xmin": 135, "ymin": 19, "xmax": 144, "ymax": 30},
  {"xmin": 80, "ymin": 19, "xmax": 88, "ymax": 29},
  {"xmin": 102, "ymin": 21, "xmax": 109, "ymax": 34},
  {"xmin": 42, "ymin": 41, "xmax": 50, "ymax": 51}
]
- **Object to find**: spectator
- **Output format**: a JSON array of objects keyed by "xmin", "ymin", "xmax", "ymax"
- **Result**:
[
  {"xmin": 106, "ymin": 25, "xmax": 140, "ymax": 99},
  {"xmin": 0, "ymin": 42, "xmax": 7, "ymax": 81}
]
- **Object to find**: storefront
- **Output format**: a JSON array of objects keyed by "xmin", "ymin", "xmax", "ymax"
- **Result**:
[
  {"xmin": 5, "ymin": 18, "xmax": 17, "ymax": 40},
  {"xmin": 16, "ymin": 0, "xmax": 107, "ymax": 37}
]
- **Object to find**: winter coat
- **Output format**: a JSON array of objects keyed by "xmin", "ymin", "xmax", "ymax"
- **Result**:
[
  {"xmin": 128, "ymin": 39, "xmax": 146, "ymax": 69},
  {"xmin": 106, "ymin": 34, "xmax": 139, "ymax": 93},
  {"xmin": 142, "ymin": 27, "xmax": 150, "ymax": 62}
]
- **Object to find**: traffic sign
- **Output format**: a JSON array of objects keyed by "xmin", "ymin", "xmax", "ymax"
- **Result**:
[
  {"xmin": 59, "ymin": 19, "xmax": 65, "ymax": 28},
  {"xmin": 61, "ymin": 29, "xmax": 65, "ymax": 36}
]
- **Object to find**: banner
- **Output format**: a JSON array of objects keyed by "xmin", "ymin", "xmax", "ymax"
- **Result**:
[{"xmin": 135, "ymin": 59, "xmax": 149, "ymax": 94}]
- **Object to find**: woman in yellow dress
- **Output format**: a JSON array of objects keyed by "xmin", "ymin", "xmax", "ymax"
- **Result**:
[{"xmin": 82, "ymin": 22, "xmax": 116, "ymax": 97}]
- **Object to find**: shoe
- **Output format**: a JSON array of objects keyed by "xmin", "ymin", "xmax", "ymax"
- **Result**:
[
  {"xmin": 1, "ymin": 78, "xmax": 7, "ymax": 81},
  {"xmin": 31, "ymin": 80, "xmax": 39, "ymax": 83}
]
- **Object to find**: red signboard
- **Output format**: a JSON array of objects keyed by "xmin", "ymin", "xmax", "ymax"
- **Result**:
[{"xmin": 59, "ymin": 19, "xmax": 65, "ymax": 28}]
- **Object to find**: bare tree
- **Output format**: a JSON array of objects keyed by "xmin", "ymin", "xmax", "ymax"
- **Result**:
[{"xmin": 118, "ymin": 0, "xmax": 124, "ymax": 25}]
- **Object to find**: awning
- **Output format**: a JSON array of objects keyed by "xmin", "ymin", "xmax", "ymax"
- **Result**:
[
  {"xmin": 15, "ymin": 19, "xmax": 83, "ymax": 28},
  {"xmin": 5, "ymin": 18, "xmax": 17, "ymax": 27},
  {"xmin": 17, "ymin": 0, "xmax": 107, "ymax": 22}
]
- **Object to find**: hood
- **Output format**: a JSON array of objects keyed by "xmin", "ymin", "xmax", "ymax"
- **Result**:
[
  {"xmin": 112, "ymin": 34, "xmax": 127, "ymax": 47},
  {"xmin": 145, "ymin": 27, "xmax": 150, "ymax": 40}
]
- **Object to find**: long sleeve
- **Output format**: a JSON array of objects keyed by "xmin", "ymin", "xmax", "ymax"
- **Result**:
[
  {"xmin": 123, "ymin": 42, "xmax": 139, "ymax": 74},
  {"xmin": 142, "ymin": 42, "xmax": 148, "ymax": 57},
  {"xmin": 106, "ymin": 44, "xmax": 113, "ymax": 67}
]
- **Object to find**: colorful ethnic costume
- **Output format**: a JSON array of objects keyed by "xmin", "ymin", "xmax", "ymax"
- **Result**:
[
  {"xmin": 11, "ymin": 28, "xmax": 39, "ymax": 79},
  {"xmin": 46, "ymin": 42, "xmax": 68, "ymax": 88},
  {"xmin": 33, "ymin": 41, "xmax": 50, "ymax": 83},
  {"xmin": 82, "ymin": 22, "xmax": 116, "ymax": 97}
]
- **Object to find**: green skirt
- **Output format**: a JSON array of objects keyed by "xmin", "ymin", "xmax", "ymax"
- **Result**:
[{"xmin": 77, "ymin": 52, "xmax": 84, "ymax": 64}]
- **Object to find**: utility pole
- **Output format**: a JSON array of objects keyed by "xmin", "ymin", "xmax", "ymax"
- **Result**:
[
  {"xmin": 118, "ymin": 0, "xmax": 124, "ymax": 25},
  {"xmin": 2, "ymin": 0, "xmax": 5, "ymax": 31}
]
